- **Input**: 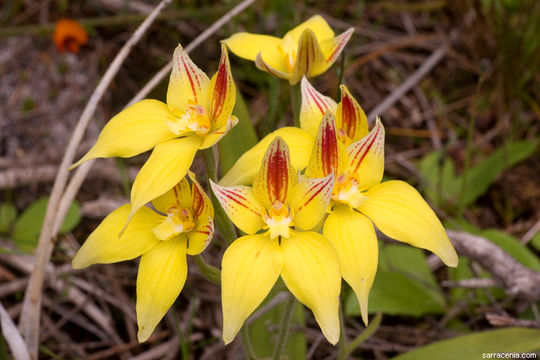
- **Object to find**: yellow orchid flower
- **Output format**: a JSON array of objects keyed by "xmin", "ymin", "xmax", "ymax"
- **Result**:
[
  {"xmin": 219, "ymin": 76, "xmax": 363, "ymax": 186},
  {"xmin": 70, "ymin": 44, "xmax": 237, "ymax": 223},
  {"xmin": 72, "ymin": 173, "xmax": 214, "ymax": 342},
  {"xmin": 223, "ymin": 15, "xmax": 354, "ymax": 85},
  {"xmin": 306, "ymin": 111, "xmax": 458, "ymax": 325},
  {"xmin": 210, "ymin": 137, "xmax": 341, "ymax": 345}
]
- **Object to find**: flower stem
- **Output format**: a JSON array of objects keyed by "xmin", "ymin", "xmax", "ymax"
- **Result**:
[
  {"xmin": 240, "ymin": 323, "xmax": 257, "ymax": 359},
  {"xmin": 272, "ymin": 293, "xmax": 296, "ymax": 360},
  {"xmin": 342, "ymin": 312, "xmax": 382, "ymax": 358},
  {"xmin": 337, "ymin": 302, "xmax": 348, "ymax": 360},
  {"xmin": 290, "ymin": 83, "xmax": 301, "ymax": 127},
  {"xmin": 194, "ymin": 255, "xmax": 220, "ymax": 284},
  {"xmin": 201, "ymin": 146, "xmax": 237, "ymax": 246}
]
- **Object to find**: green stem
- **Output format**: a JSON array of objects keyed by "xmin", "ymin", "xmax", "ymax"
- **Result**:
[
  {"xmin": 343, "ymin": 312, "xmax": 382, "ymax": 358},
  {"xmin": 289, "ymin": 83, "xmax": 301, "ymax": 127},
  {"xmin": 337, "ymin": 50, "xmax": 346, "ymax": 94},
  {"xmin": 194, "ymin": 255, "xmax": 220, "ymax": 284},
  {"xmin": 272, "ymin": 294, "xmax": 296, "ymax": 360},
  {"xmin": 337, "ymin": 302, "xmax": 348, "ymax": 360},
  {"xmin": 201, "ymin": 147, "xmax": 237, "ymax": 246},
  {"xmin": 240, "ymin": 323, "xmax": 258, "ymax": 359}
]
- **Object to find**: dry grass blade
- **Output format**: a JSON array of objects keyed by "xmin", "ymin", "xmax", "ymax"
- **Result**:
[
  {"xmin": 1, "ymin": 301, "xmax": 31, "ymax": 360},
  {"xmin": 17, "ymin": 0, "xmax": 175, "ymax": 357}
]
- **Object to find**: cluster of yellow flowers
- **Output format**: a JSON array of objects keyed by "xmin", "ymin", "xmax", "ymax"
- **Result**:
[{"xmin": 71, "ymin": 15, "xmax": 458, "ymax": 345}]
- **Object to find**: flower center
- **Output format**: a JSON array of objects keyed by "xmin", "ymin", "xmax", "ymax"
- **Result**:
[
  {"xmin": 153, "ymin": 207, "xmax": 196, "ymax": 241},
  {"xmin": 167, "ymin": 102, "xmax": 211, "ymax": 136},
  {"xmin": 277, "ymin": 36, "xmax": 297, "ymax": 73},
  {"xmin": 337, "ymin": 128, "xmax": 354, "ymax": 147},
  {"xmin": 332, "ymin": 174, "xmax": 367, "ymax": 208},
  {"xmin": 262, "ymin": 201, "xmax": 294, "ymax": 239}
]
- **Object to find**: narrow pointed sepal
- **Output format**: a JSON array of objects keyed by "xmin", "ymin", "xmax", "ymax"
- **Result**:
[
  {"xmin": 336, "ymin": 85, "xmax": 368, "ymax": 143},
  {"xmin": 72, "ymin": 204, "xmax": 162, "ymax": 269},
  {"xmin": 210, "ymin": 181, "xmax": 265, "ymax": 234},
  {"xmin": 168, "ymin": 44, "xmax": 210, "ymax": 116},
  {"xmin": 187, "ymin": 214, "xmax": 214, "ymax": 255},
  {"xmin": 291, "ymin": 28, "xmax": 326, "ymax": 84},
  {"xmin": 253, "ymin": 137, "xmax": 297, "ymax": 209},
  {"xmin": 280, "ymin": 230, "xmax": 341, "ymax": 345},
  {"xmin": 323, "ymin": 205, "xmax": 378, "ymax": 325},
  {"xmin": 305, "ymin": 111, "xmax": 348, "ymax": 178},
  {"xmin": 221, "ymin": 234, "xmax": 284, "ymax": 344},
  {"xmin": 300, "ymin": 77, "xmax": 338, "ymax": 138},
  {"xmin": 219, "ymin": 127, "xmax": 314, "ymax": 186},
  {"xmin": 136, "ymin": 236, "xmax": 188, "ymax": 342},
  {"xmin": 69, "ymin": 100, "xmax": 177, "ymax": 169},
  {"xmin": 347, "ymin": 118, "xmax": 385, "ymax": 191},
  {"xmin": 359, "ymin": 180, "xmax": 458, "ymax": 267},
  {"xmin": 129, "ymin": 135, "xmax": 202, "ymax": 222},
  {"xmin": 209, "ymin": 45, "xmax": 236, "ymax": 129},
  {"xmin": 318, "ymin": 28, "xmax": 355, "ymax": 71},
  {"xmin": 290, "ymin": 173, "xmax": 334, "ymax": 230}
]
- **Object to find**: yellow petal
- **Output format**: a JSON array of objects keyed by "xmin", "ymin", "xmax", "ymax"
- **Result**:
[
  {"xmin": 136, "ymin": 236, "xmax": 188, "ymax": 342},
  {"xmin": 72, "ymin": 204, "xmax": 162, "ymax": 269},
  {"xmin": 199, "ymin": 115, "xmax": 238, "ymax": 150},
  {"xmin": 190, "ymin": 172, "xmax": 214, "ymax": 218},
  {"xmin": 319, "ymin": 28, "xmax": 355, "ymax": 67},
  {"xmin": 209, "ymin": 182, "xmax": 265, "ymax": 234},
  {"xmin": 167, "ymin": 44, "xmax": 210, "ymax": 116},
  {"xmin": 219, "ymin": 127, "xmax": 314, "ymax": 186},
  {"xmin": 223, "ymin": 33, "xmax": 287, "ymax": 72},
  {"xmin": 300, "ymin": 77, "xmax": 338, "ymax": 138},
  {"xmin": 280, "ymin": 230, "xmax": 341, "ymax": 345},
  {"xmin": 347, "ymin": 118, "xmax": 385, "ymax": 191},
  {"xmin": 129, "ymin": 136, "xmax": 202, "ymax": 222},
  {"xmin": 289, "ymin": 174, "xmax": 334, "ymax": 230},
  {"xmin": 323, "ymin": 205, "xmax": 378, "ymax": 325},
  {"xmin": 359, "ymin": 180, "xmax": 458, "ymax": 267},
  {"xmin": 285, "ymin": 15, "xmax": 335, "ymax": 43},
  {"xmin": 305, "ymin": 111, "xmax": 348, "ymax": 178},
  {"xmin": 151, "ymin": 177, "xmax": 192, "ymax": 214},
  {"xmin": 253, "ymin": 137, "xmax": 297, "ymax": 209},
  {"xmin": 70, "ymin": 100, "xmax": 177, "ymax": 169},
  {"xmin": 255, "ymin": 51, "xmax": 292, "ymax": 81},
  {"xmin": 221, "ymin": 234, "xmax": 283, "ymax": 344},
  {"xmin": 187, "ymin": 214, "xmax": 214, "ymax": 255},
  {"xmin": 291, "ymin": 28, "xmax": 326, "ymax": 84},
  {"xmin": 208, "ymin": 45, "xmax": 236, "ymax": 129},
  {"xmin": 336, "ymin": 84, "xmax": 368, "ymax": 143}
]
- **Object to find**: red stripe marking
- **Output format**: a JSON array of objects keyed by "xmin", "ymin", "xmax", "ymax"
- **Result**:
[
  {"xmin": 211, "ymin": 59, "xmax": 228, "ymax": 122},
  {"xmin": 341, "ymin": 93, "xmax": 357, "ymax": 139},
  {"xmin": 307, "ymin": 85, "xmax": 325, "ymax": 115},
  {"xmin": 351, "ymin": 125, "xmax": 380, "ymax": 172},
  {"xmin": 181, "ymin": 56, "xmax": 199, "ymax": 103},
  {"xmin": 295, "ymin": 176, "xmax": 333, "ymax": 212},
  {"xmin": 265, "ymin": 140, "xmax": 289, "ymax": 204},
  {"xmin": 219, "ymin": 188, "xmax": 261, "ymax": 216},
  {"xmin": 321, "ymin": 120, "xmax": 338, "ymax": 176},
  {"xmin": 328, "ymin": 34, "xmax": 348, "ymax": 62}
]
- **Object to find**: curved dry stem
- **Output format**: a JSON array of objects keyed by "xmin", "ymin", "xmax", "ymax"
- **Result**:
[{"xmin": 18, "ymin": 0, "xmax": 175, "ymax": 357}]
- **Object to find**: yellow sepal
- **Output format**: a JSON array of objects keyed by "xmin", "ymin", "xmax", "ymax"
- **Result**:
[
  {"xmin": 72, "ymin": 204, "xmax": 162, "ymax": 269},
  {"xmin": 221, "ymin": 234, "xmax": 283, "ymax": 344},
  {"xmin": 359, "ymin": 180, "xmax": 458, "ymax": 267},
  {"xmin": 300, "ymin": 77, "xmax": 337, "ymax": 138},
  {"xmin": 280, "ymin": 230, "xmax": 341, "ymax": 345},
  {"xmin": 323, "ymin": 205, "xmax": 378, "ymax": 325},
  {"xmin": 136, "ymin": 236, "xmax": 188, "ymax": 342},
  {"xmin": 70, "ymin": 100, "xmax": 177, "ymax": 169}
]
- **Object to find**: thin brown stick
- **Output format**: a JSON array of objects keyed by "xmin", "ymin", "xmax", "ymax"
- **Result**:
[{"xmin": 18, "ymin": 1, "xmax": 174, "ymax": 357}]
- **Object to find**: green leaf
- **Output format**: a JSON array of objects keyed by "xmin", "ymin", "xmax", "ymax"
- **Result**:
[
  {"xmin": 531, "ymin": 231, "xmax": 540, "ymax": 252},
  {"xmin": 0, "ymin": 203, "xmax": 17, "ymax": 233},
  {"xmin": 418, "ymin": 141, "xmax": 537, "ymax": 209},
  {"xmin": 346, "ymin": 244, "xmax": 446, "ymax": 317},
  {"xmin": 218, "ymin": 89, "xmax": 258, "ymax": 174},
  {"xmin": 12, "ymin": 198, "xmax": 81, "ymax": 252},
  {"xmin": 392, "ymin": 327, "xmax": 540, "ymax": 360}
]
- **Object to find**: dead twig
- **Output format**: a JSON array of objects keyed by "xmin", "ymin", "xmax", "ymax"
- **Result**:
[
  {"xmin": 1, "ymin": 301, "xmax": 31, "ymax": 360},
  {"xmin": 18, "ymin": 1, "xmax": 175, "ymax": 357},
  {"xmin": 447, "ymin": 230, "xmax": 540, "ymax": 302}
]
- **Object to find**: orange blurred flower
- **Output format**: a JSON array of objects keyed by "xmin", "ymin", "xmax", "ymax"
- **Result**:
[{"xmin": 54, "ymin": 18, "xmax": 88, "ymax": 53}]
